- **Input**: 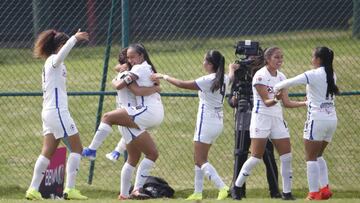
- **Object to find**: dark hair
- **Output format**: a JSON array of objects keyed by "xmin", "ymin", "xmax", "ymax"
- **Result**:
[
  {"xmin": 264, "ymin": 46, "xmax": 281, "ymax": 65},
  {"xmin": 118, "ymin": 47, "xmax": 132, "ymax": 68},
  {"xmin": 128, "ymin": 43, "xmax": 156, "ymax": 73},
  {"xmin": 206, "ymin": 50, "xmax": 225, "ymax": 92},
  {"xmin": 33, "ymin": 29, "xmax": 69, "ymax": 59},
  {"xmin": 314, "ymin": 47, "xmax": 339, "ymax": 97}
]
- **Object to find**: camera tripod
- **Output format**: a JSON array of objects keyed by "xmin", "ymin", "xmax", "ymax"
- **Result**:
[{"xmin": 230, "ymin": 97, "xmax": 281, "ymax": 199}]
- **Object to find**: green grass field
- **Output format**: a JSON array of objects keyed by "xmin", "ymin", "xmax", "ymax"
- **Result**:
[{"xmin": 0, "ymin": 30, "xmax": 360, "ymax": 201}]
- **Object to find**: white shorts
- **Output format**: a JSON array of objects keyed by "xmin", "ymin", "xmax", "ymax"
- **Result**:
[
  {"xmin": 250, "ymin": 113, "xmax": 289, "ymax": 139},
  {"xmin": 193, "ymin": 110, "xmax": 224, "ymax": 144},
  {"xmin": 303, "ymin": 119, "xmax": 337, "ymax": 142},
  {"xmin": 125, "ymin": 105, "xmax": 164, "ymax": 130},
  {"xmin": 42, "ymin": 109, "xmax": 78, "ymax": 139},
  {"xmin": 119, "ymin": 126, "xmax": 145, "ymax": 144}
]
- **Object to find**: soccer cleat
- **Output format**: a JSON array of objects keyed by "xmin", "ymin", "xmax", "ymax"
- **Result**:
[
  {"xmin": 320, "ymin": 185, "xmax": 333, "ymax": 199},
  {"xmin": 282, "ymin": 192, "xmax": 296, "ymax": 200},
  {"xmin": 306, "ymin": 191, "xmax": 322, "ymax": 200},
  {"xmin": 186, "ymin": 192, "xmax": 202, "ymax": 200},
  {"xmin": 118, "ymin": 194, "xmax": 129, "ymax": 200},
  {"xmin": 82, "ymin": 147, "xmax": 96, "ymax": 160},
  {"xmin": 63, "ymin": 188, "xmax": 88, "ymax": 200},
  {"xmin": 270, "ymin": 192, "xmax": 282, "ymax": 199},
  {"xmin": 25, "ymin": 188, "xmax": 43, "ymax": 200},
  {"xmin": 105, "ymin": 150, "xmax": 121, "ymax": 162},
  {"xmin": 130, "ymin": 188, "xmax": 151, "ymax": 200},
  {"xmin": 230, "ymin": 186, "xmax": 243, "ymax": 200},
  {"xmin": 217, "ymin": 186, "xmax": 229, "ymax": 200}
]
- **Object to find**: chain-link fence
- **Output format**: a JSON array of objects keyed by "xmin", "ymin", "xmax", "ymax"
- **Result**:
[{"xmin": 1, "ymin": 0, "xmax": 359, "ymax": 198}]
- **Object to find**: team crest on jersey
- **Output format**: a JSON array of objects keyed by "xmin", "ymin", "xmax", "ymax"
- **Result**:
[
  {"xmin": 267, "ymin": 86, "xmax": 274, "ymax": 93},
  {"xmin": 256, "ymin": 76, "xmax": 262, "ymax": 82},
  {"xmin": 69, "ymin": 124, "xmax": 75, "ymax": 132}
]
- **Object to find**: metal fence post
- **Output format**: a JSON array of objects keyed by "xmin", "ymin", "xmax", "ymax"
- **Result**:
[{"xmin": 87, "ymin": 0, "xmax": 118, "ymax": 185}]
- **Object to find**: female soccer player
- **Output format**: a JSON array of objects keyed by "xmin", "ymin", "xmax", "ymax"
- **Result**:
[
  {"xmin": 83, "ymin": 44, "xmax": 164, "ymax": 200},
  {"xmin": 25, "ymin": 29, "xmax": 89, "ymax": 200},
  {"xmin": 233, "ymin": 47, "xmax": 306, "ymax": 200},
  {"xmin": 274, "ymin": 47, "xmax": 338, "ymax": 200},
  {"xmin": 105, "ymin": 48, "xmax": 159, "ymax": 162},
  {"xmin": 151, "ymin": 50, "xmax": 229, "ymax": 200}
]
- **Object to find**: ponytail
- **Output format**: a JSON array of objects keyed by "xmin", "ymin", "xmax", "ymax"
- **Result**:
[
  {"xmin": 314, "ymin": 47, "xmax": 339, "ymax": 98},
  {"xmin": 206, "ymin": 50, "xmax": 225, "ymax": 92}
]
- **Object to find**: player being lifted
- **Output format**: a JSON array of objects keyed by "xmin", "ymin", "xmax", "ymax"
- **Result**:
[{"xmin": 83, "ymin": 44, "xmax": 164, "ymax": 200}]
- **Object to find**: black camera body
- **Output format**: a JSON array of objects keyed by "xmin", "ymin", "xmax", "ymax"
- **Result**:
[{"xmin": 230, "ymin": 40, "xmax": 263, "ymax": 111}]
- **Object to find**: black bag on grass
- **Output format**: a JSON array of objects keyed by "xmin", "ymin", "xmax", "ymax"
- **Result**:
[{"xmin": 142, "ymin": 176, "xmax": 175, "ymax": 198}]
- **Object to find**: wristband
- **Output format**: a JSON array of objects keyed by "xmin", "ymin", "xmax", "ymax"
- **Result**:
[{"xmin": 163, "ymin": 75, "xmax": 169, "ymax": 80}]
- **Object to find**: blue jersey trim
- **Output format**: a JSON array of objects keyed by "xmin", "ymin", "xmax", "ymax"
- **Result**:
[
  {"xmin": 126, "ymin": 127, "xmax": 136, "ymax": 140},
  {"xmin": 309, "ymin": 120, "xmax": 314, "ymax": 140},
  {"xmin": 197, "ymin": 104, "xmax": 205, "ymax": 141},
  {"xmin": 132, "ymin": 107, "xmax": 148, "ymax": 121},
  {"xmin": 255, "ymin": 100, "xmax": 260, "ymax": 113},
  {"xmin": 304, "ymin": 73, "xmax": 309, "ymax": 84},
  {"xmin": 55, "ymin": 88, "xmax": 68, "ymax": 137}
]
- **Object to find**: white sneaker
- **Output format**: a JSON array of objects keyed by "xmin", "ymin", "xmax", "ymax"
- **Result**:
[{"xmin": 105, "ymin": 150, "xmax": 121, "ymax": 162}]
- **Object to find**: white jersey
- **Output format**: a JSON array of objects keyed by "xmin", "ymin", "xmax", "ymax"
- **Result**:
[
  {"xmin": 42, "ymin": 36, "xmax": 77, "ymax": 110},
  {"xmin": 195, "ymin": 73, "xmax": 229, "ymax": 115},
  {"xmin": 130, "ymin": 61, "xmax": 163, "ymax": 108},
  {"xmin": 274, "ymin": 67, "xmax": 337, "ymax": 120},
  {"xmin": 115, "ymin": 71, "xmax": 137, "ymax": 108},
  {"xmin": 252, "ymin": 66, "xmax": 286, "ymax": 118},
  {"xmin": 193, "ymin": 73, "xmax": 228, "ymax": 144}
]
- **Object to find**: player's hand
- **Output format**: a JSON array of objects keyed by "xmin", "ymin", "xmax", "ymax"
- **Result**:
[
  {"xmin": 229, "ymin": 63, "xmax": 240, "ymax": 72},
  {"xmin": 153, "ymin": 78, "xmax": 161, "ymax": 86},
  {"xmin": 150, "ymin": 73, "xmax": 164, "ymax": 81},
  {"xmin": 275, "ymin": 90, "xmax": 283, "ymax": 100},
  {"xmin": 74, "ymin": 29, "xmax": 89, "ymax": 41}
]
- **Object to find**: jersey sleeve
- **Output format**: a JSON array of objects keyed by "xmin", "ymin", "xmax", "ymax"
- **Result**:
[
  {"xmin": 274, "ymin": 72, "xmax": 308, "ymax": 92},
  {"xmin": 129, "ymin": 65, "xmax": 143, "ymax": 78},
  {"xmin": 195, "ymin": 75, "xmax": 211, "ymax": 91},
  {"xmin": 252, "ymin": 72, "xmax": 267, "ymax": 86},
  {"xmin": 52, "ymin": 36, "xmax": 77, "ymax": 68}
]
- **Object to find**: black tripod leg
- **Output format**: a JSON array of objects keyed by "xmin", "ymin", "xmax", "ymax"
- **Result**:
[{"xmin": 263, "ymin": 140, "xmax": 280, "ymax": 197}]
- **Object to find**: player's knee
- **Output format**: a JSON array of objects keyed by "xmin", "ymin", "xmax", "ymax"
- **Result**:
[
  {"xmin": 145, "ymin": 149, "xmax": 158, "ymax": 162},
  {"xmin": 101, "ymin": 112, "xmax": 113, "ymax": 124}
]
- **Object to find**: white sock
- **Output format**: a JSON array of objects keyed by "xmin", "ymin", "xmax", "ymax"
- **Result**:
[
  {"xmin": 29, "ymin": 155, "xmax": 50, "ymax": 190},
  {"xmin": 65, "ymin": 153, "xmax": 81, "ymax": 189},
  {"xmin": 235, "ymin": 156, "xmax": 261, "ymax": 187},
  {"xmin": 201, "ymin": 162, "xmax": 226, "ymax": 189},
  {"xmin": 280, "ymin": 153, "xmax": 292, "ymax": 193},
  {"xmin": 307, "ymin": 161, "xmax": 320, "ymax": 192},
  {"xmin": 134, "ymin": 158, "xmax": 155, "ymax": 190},
  {"xmin": 194, "ymin": 165, "xmax": 204, "ymax": 193},
  {"xmin": 120, "ymin": 162, "xmax": 135, "ymax": 197},
  {"xmin": 115, "ymin": 138, "xmax": 126, "ymax": 153},
  {"xmin": 89, "ymin": 122, "xmax": 113, "ymax": 150},
  {"xmin": 317, "ymin": 156, "xmax": 329, "ymax": 188}
]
